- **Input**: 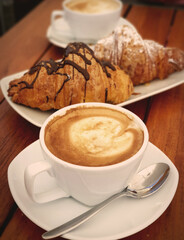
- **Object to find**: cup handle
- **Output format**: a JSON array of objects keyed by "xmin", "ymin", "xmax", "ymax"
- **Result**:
[
  {"xmin": 24, "ymin": 161, "xmax": 69, "ymax": 203},
  {"xmin": 51, "ymin": 10, "xmax": 64, "ymax": 30}
]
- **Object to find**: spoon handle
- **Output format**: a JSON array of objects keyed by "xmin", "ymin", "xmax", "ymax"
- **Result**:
[{"xmin": 42, "ymin": 190, "xmax": 126, "ymax": 239}]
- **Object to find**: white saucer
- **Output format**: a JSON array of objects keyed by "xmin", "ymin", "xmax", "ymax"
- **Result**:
[
  {"xmin": 46, "ymin": 17, "xmax": 135, "ymax": 48},
  {"xmin": 8, "ymin": 140, "xmax": 178, "ymax": 240}
]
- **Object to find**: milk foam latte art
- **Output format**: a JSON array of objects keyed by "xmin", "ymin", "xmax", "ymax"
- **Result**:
[{"xmin": 45, "ymin": 106, "xmax": 144, "ymax": 167}]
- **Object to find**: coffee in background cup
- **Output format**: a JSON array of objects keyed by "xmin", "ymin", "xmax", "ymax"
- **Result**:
[
  {"xmin": 51, "ymin": 0, "xmax": 123, "ymax": 43},
  {"xmin": 24, "ymin": 103, "xmax": 149, "ymax": 206},
  {"xmin": 65, "ymin": 0, "xmax": 120, "ymax": 14}
]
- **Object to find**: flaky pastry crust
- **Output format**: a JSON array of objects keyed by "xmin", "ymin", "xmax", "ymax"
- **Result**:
[{"xmin": 8, "ymin": 42, "xmax": 133, "ymax": 111}]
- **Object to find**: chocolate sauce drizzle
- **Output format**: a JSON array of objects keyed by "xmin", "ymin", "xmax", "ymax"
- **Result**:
[{"xmin": 9, "ymin": 42, "xmax": 116, "ymax": 102}]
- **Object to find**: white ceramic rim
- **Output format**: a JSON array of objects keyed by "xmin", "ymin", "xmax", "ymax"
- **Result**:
[
  {"xmin": 62, "ymin": 0, "xmax": 123, "ymax": 16},
  {"xmin": 40, "ymin": 102, "xmax": 149, "ymax": 172}
]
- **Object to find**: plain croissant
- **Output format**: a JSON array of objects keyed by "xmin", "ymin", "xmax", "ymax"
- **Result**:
[
  {"xmin": 94, "ymin": 25, "xmax": 184, "ymax": 85},
  {"xmin": 8, "ymin": 42, "xmax": 133, "ymax": 111}
]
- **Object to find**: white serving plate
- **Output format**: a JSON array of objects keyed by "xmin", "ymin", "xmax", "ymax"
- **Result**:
[{"xmin": 1, "ymin": 69, "xmax": 184, "ymax": 127}]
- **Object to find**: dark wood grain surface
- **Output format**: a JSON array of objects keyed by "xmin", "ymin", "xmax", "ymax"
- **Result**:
[{"xmin": 0, "ymin": 0, "xmax": 183, "ymax": 239}]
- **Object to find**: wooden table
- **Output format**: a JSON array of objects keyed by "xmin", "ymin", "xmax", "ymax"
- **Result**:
[{"xmin": 0, "ymin": 0, "xmax": 183, "ymax": 239}]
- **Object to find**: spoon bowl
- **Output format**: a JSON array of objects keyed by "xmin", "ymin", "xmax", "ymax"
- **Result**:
[
  {"xmin": 42, "ymin": 162, "xmax": 170, "ymax": 239},
  {"xmin": 126, "ymin": 162, "xmax": 170, "ymax": 198}
]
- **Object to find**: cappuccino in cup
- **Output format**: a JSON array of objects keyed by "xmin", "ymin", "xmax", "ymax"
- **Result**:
[
  {"xmin": 51, "ymin": 0, "xmax": 122, "ymax": 43},
  {"xmin": 24, "ymin": 103, "xmax": 148, "ymax": 206},
  {"xmin": 45, "ymin": 106, "xmax": 144, "ymax": 167},
  {"xmin": 65, "ymin": 0, "xmax": 120, "ymax": 14}
]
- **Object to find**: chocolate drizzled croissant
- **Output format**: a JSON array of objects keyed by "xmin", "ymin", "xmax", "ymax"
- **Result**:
[
  {"xmin": 8, "ymin": 42, "xmax": 133, "ymax": 111},
  {"xmin": 94, "ymin": 25, "xmax": 184, "ymax": 85}
]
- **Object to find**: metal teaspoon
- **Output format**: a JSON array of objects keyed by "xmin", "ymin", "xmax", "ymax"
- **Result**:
[{"xmin": 42, "ymin": 162, "xmax": 170, "ymax": 239}]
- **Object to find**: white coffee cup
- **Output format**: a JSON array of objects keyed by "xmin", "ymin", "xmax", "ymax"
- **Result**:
[
  {"xmin": 24, "ymin": 103, "xmax": 149, "ymax": 206},
  {"xmin": 51, "ymin": 0, "xmax": 123, "ymax": 43}
]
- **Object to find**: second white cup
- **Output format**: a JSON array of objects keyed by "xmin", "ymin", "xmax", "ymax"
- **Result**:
[{"xmin": 51, "ymin": 0, "xmax": 123, "ymax": 43}]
